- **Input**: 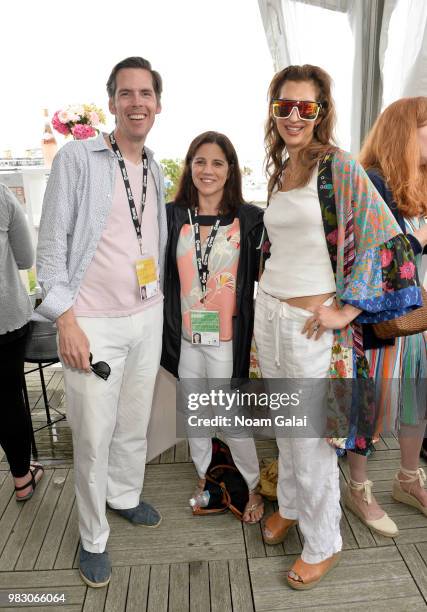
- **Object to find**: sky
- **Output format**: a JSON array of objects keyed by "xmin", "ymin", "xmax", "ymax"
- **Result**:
[
  {"xmin": 0, "ymin": 0, "xmax": 274, "ymax": 173},
  {"xmin": 0, "ymin": 0, "xmax": 412, "ymax": 176}
]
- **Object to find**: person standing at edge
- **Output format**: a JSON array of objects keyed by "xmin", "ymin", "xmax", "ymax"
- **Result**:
[
  {"xmin": 345, "ymin": 97, "xmax": 427, "ymax": 535},
  {"xmin": 36, "ymin": 57, "xmax": 167, "ymax": 588},
  {"xmin": 255, "ymin": 65, "xmax": 420, "ymax": 590},
  {"xmin": 0, "ymin": 184, "xmax": 44, "ymax": 502}
]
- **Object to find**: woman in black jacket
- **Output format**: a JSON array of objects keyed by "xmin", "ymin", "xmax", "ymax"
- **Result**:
[{"xmin": 161, "ymin": 131, "xmax": 264, "ymax": 523}]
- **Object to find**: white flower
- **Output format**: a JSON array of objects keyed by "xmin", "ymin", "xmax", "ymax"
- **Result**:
[
  {"xmin": 58, "ymin": 110, "xmax": 71, "ymax": 123},
  {"xmin": 69, "ymin": 104, "xmax": 84, "ymax": 118}
]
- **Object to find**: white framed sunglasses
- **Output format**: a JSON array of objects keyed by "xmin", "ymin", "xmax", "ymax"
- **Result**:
[{"xmin": 272, "ymin": 99, "xmax": 323, "ymax": 121}]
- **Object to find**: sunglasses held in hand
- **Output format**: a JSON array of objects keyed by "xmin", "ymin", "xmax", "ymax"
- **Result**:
[
  {"xmin": 89, "ymin": 353, "xmax": 111, "ymax": 380},
  {"xmin": 271, "ymin": 99, "xmax": 324, "ymax": 121}
]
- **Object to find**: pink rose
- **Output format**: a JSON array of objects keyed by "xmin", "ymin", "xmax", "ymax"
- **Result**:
[
  {"xmin": 380, "ymin": 248, "xmax": 393, "ymax": 267},
  {"xmin": 382, "ymin": 281, "xmax": 393, "ymax": 293},
  {"xmin": 399, "ymin": 261, "xmax": 416, "ymax": 280},
  {"xmin": 52, "ymin": 111, "xmax": 70, "ymax": 135},
  {"xmin": 326, "ymin": 229, "xmax": 338, "ymax": 245},
  {"xmin": 71, "ymin": 124, "xmax": 96, "ymax": 140}
]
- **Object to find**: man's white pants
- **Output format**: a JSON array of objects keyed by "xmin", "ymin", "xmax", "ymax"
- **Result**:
[
  {"xmin": 61, "ymin": 304, "xmax": 163, "ymax": 553},
  {"xmin": 254, "ymin": 288, "xmax": 342, "ymax": 563},
  {"xmin": 178, "ymin": 339, "xmax": 260, "ymax": 491}
]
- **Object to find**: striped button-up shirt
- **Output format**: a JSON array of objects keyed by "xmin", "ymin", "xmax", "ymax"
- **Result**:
[{"xmin": 36, "ymin": 133, "xmax": 167, "ymax": 322}]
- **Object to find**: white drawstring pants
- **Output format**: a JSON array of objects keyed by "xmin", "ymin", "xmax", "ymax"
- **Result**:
[
  {"xmin": 254, "ymin": 288, "xmax": 342, "ymax": 563},
  {"xmin": 178, "ymin": 339, "xmax": 260, "ymax": 491}
]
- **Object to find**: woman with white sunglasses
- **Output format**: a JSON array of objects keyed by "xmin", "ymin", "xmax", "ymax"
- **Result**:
[{"xmin": 254, "ymin": 64, "xmax": 421, "ymax": 589}]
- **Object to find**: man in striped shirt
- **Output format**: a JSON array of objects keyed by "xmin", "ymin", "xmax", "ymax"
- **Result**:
[{"xmin": 37, "ymin": 57, "xmax": 167, "ymax": 588}]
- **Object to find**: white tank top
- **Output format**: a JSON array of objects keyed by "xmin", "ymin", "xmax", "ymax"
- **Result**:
[{"xmin": 260, "ymin": 167, "xmax": 336, "ymax": 300}]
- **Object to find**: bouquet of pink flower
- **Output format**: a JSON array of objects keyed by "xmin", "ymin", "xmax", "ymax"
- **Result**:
[{"xmin": 52, "ymin": 104, "xmax": 106, "ymax": 140}]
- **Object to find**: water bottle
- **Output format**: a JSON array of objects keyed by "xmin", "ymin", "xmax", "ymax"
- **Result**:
[{"xmin": 189, "ymin": 490, "xmax": 210, "ymax": 509}]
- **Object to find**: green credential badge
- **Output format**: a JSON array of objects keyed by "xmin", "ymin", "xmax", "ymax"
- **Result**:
[{"xmin": 190, "ymin": 310, "xmax": 220, "ymax": 346}]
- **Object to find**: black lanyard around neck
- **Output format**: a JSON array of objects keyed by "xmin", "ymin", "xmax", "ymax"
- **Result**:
[
  {"xmin": 192, "ymin": 207, "xmax": 221, "ymax": 297},
  {"xmin": 109, "ymin": 131, "xmax": 148, "ymax": 254}
]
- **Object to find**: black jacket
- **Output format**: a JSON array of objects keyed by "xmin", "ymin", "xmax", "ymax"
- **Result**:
[
  {"xmin": 368, "ymin": 171, "xmax": 426, "ymax": 256},
  {"xmin": 161, "ymin": 202, "xmax": 264, "ymax": 380}
]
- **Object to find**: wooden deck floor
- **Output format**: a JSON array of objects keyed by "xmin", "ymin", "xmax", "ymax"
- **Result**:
[{"xmin": 1, "ymin": 367, "xmax": 427, "ymax": 611}]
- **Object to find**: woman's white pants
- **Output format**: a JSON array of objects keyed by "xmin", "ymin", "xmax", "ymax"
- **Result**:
[
  {"xmin": 178, "ymin": 339, "xmax": 260, "ymax": 491},
  {"xmin": 254, "ymin": 288, "xmax": 342, "ymax": 563}
]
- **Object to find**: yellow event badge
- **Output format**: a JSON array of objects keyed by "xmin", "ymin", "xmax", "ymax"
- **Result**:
[
  {"xmin": 136, "ymin": 256, "xmax": 159, "ymax": 301},
  {"xmin": 190, "ymin": 310, "xmax": 220, "ymax": 346}
]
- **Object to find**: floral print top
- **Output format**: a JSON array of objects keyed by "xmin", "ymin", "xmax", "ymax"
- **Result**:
[{"xmin": 177, "ymin": 218, "xmax": 240, "ymax": 342}]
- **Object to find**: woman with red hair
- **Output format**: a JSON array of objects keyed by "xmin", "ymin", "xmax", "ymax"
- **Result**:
[{"xmin": 345, "ymin": 97, "xmax": 427, "ymax": 536}]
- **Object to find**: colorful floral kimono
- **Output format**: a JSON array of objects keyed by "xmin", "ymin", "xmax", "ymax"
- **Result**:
[{"xmin": 258, "ymin": 149, "xmax": 422, "ymax": 455}]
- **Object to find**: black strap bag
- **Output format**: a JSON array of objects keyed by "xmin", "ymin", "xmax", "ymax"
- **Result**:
[{"xmin": 191, "ymin": 438, "xmax": 249, "ymax": 521}]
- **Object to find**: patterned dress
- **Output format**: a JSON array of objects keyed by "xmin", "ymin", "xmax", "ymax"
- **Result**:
[{"xmin": 366, "ymin": 217, "xmax": 427, "ymax": 432}]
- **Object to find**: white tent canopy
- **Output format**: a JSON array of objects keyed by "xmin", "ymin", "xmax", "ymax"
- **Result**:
[{"xmin": 258, "ymin": 0, "xmax": 427, "ymax": 152}]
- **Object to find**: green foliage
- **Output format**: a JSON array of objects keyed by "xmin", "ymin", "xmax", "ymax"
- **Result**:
[
  {"xmin": 161, "ymin": 158, "xmax": 184, "ymax": 202},
  {"xmin": 27, "ymin": 268, "xmax": 37, "ymax": 292},
  {"xmin": 160, "ymin": 160, "xmax": 254, "ymax": 201}
]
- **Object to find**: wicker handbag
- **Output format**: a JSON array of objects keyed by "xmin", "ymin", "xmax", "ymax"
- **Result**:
[{"xmin": 373, "ymin": 287, "xmax": 427, "ymax": 339}]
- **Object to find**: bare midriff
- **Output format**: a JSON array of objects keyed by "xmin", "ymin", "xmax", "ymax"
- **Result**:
[{"xmin": 282, "ymin": 291, "xmax": 335, "ymax": 312}]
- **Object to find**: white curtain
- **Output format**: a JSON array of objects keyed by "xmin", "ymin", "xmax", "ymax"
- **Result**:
[
  {"xmin": 258, "ymin": 0, "xmax": 362, "ymax": 152},
  {"xmin": 258, "ymin": 0, "xmax": 349, "ymax": 67},
  {"xmin": 380, "ymin": 0, "xmax": 427, "ymax": 107},
  {"xmin": 258, "ymin": 0, "xmax": 427, "ymax": 151},
  {"xmin": 347, "ymin": 1, "xmax": 363, "ymax": 152},
  {"xmin": 258, "ymin": 0, "xmax": 291, "ymax": 68}
]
